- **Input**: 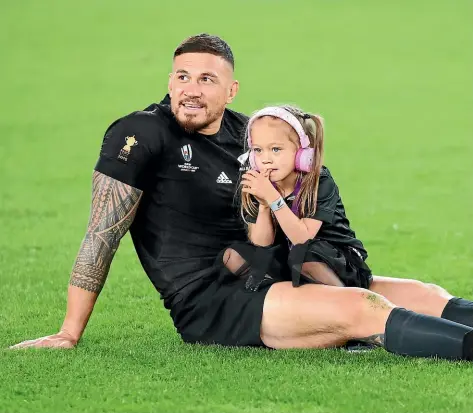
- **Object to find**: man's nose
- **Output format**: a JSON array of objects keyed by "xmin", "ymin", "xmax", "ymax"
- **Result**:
[{"xmin": 183, "ymin": 83, "xmax": 202, "ymax": 98}]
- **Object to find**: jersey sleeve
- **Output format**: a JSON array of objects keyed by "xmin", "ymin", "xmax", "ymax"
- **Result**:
[
  {"xmin": 94, "ymin": 113, "xmax": 164, "ymax": 190},
  {"xmin": 306, "ymin": 169, "xmax": 339, "ymax": 224}
]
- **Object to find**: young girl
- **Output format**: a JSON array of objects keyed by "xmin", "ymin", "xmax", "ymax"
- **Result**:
[
  {"xmin": 230, "ymin": 105, "xmax": 371, "ymax": 291},
  {"xmin": 217, "ymin": 104, "xmax": 473, "ymax": 360}
]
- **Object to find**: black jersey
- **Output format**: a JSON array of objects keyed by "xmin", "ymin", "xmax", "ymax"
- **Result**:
[
  {"xmin": 246, "ymin": 166, "xmax": 368, "ymax": 258},
  {"xmin": 95, "ymin": 101, "xmax": 249, "ymax": 302}
]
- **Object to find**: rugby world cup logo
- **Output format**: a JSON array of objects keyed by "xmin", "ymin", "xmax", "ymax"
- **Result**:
[{"xmin": 181, "ymin": 144, "xmax": 192, "ymax": 162}]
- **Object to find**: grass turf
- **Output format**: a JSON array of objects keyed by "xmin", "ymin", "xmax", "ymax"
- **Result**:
[{"xmin": 1, "ymin": 0, "xmax": 472, "ymax": 412}]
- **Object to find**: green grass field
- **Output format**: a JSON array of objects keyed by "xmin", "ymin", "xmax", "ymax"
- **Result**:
[{"xmin": 1, "ymin": 1, "xmax": 473, "ymax": 412}]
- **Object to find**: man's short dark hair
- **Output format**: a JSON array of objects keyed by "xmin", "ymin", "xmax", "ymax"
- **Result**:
[{"xmin": 174, "ymin": 34, "xmax": 234, "ymax": 69}]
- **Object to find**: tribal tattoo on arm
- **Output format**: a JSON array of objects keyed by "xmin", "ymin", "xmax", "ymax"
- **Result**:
[{"xmin": 69, "ymin": 171, "xmax": 143, "ymax": 293}]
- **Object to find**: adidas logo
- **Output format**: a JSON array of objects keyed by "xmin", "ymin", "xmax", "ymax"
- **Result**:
[{"xmin": 216, "ymin": 172, "xmax": 232, "ymax": 184}]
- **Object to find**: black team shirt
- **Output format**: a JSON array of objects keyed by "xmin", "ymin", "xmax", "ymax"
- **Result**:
[
  {"xmin": 95, "ymin": 100, "xmax": 368, "ymax": 308},
  {"xmin": 95, "ymin": 101, "xmax": 248, "ymax": 306}
]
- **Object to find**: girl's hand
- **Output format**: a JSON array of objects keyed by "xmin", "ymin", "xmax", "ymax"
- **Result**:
[{"xmin": 241, "ymin": 169, "xmax": 280, "ymax": 206}]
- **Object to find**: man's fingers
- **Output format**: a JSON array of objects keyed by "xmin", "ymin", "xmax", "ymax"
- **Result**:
[
  {"xmin": 9, "ymin": 335, "xmax": 75, "ymax": 349},
  {"xmin": 9, "ymin": 337, "xmax": 47, "ymax": 349},
  {"xmin": 9, "ymin": 341, "xmax": 31, "ymax": 349},
  {"xmin": 10, "ymin": 341, "xmax": 40, "ymax": 349}
]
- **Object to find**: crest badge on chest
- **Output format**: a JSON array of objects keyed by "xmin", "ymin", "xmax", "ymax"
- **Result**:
[{"xmin": 178, "ymin": 144, "xmax": 199, "ymax": 173}]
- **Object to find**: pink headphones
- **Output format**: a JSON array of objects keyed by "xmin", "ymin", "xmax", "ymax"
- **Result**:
[{"xmin": 246, "ymin": 107, "xmax": 314, "ymax": 173}]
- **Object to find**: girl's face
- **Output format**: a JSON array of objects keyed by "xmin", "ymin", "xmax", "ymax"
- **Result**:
[{"xmin": 250, "ymin": 117, "xmax": 299, "ymax": 184}]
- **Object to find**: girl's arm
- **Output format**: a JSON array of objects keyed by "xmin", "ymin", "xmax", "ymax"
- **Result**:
[
  {"xmin": 272, "ymin": 204, "xmax": 322, "ymax": 245},
  {"xmin": 248, "ymin": 204, "xmax": 275, "ymax": 246}
]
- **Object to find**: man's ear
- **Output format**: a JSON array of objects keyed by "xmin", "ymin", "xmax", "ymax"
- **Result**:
[
  {"xmin": 168, "ymin": 73, "xmax": 173, "ymax": 95},
  {"xmin": 226, "ymin": 80, "xmax": 239, "ymax": 104}
]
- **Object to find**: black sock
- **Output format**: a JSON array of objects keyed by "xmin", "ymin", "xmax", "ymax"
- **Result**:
[
  {"xmin": 385, "ymin": 307, "xmax": 473, "ymax": 361},
  {"xmin": 441, "ymin": 297, "xmax": 473, "ymax": 327}
]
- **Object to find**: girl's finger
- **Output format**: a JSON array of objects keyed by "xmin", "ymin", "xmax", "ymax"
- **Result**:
[
  {"xmin": 241, "ymin": 175, "xmax": 256, "ymax": 183},
  {"xmin": 242, "ymin": 172, "xmax": 257, "ymax": 180},
  {"xmin": 245, "ymin": 170, "xmax": 260, "ymax": 178},
  {"xmin": 240, "ymin": 179, "xmax": 252, "ymax": 187}
]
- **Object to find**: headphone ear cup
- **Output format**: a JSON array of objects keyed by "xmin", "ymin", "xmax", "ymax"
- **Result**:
[
  {"xmin": 295, "ymin": 148, "xmax": 314, "ymax": 172},
  {"xmin": 249, "ymin": 151, "xmax": 259, "ymax": 171}
]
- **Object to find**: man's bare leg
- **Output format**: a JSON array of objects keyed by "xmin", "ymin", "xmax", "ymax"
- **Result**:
[
  {"xmin": 260, "ymin": 282, "xmax": 473, "ymax": 360},
  {"xmin": 369, "ymin": 276, "xmax": 452, "ymax": 317},
  {"xmin": 261, "ymin": 282, "xmax": 393, "ymax": 349}
]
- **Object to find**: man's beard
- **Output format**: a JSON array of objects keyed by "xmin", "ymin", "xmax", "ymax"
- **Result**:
[{"xmin": 172, "ymin": 103, "xmax": 224, "ymax": 134}]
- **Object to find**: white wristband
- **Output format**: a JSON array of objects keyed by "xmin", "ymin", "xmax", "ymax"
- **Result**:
[{"xmin": 270, "ymin": 197, "xmax": 286, "ymax": 212}]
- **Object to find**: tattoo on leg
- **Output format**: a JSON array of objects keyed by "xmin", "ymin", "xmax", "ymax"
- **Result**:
[
  {"xmin": 365, "ymin": 293, "xmax": 391, "ymax": 310},
  {"xmin": 358, "ymin": 333, "xmax": 385, "ymax": 347},
  {"xmin": 70, "ymin": 171, "xmax": 143, "ymax": 293}
]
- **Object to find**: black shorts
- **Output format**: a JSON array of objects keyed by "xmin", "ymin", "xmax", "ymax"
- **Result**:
[
  {"xmin": 169, "ymin": 264, "xmax": 280, "ymax": 347},
  {"xmin": 167, "ymin": 240, "xmax": 372, "ymax": 347}
]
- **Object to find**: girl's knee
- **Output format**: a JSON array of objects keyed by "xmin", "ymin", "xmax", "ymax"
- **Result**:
[
  {"xmin": 222, "ymin": 248, "xmax": 247, "ymax": 274},
  {"xmin": 301, "ymin": 261, "xmax": 344, "ymax": 287}
]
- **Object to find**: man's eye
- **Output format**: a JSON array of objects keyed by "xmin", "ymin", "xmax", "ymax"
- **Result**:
[
  {"xmin": 202, "ymin": 77, "xmax": 213, "ymax": 83},
  {"xmin": 178, "ymin": 75, "xmax": 188, "ymax": 81}
]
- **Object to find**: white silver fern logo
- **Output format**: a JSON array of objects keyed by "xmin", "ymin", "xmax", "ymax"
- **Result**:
[
  {"xmin": 181, "ymin": 144, "xmax": 192, "ymax": 162},
  {"xmin": 237, "ymin": 151, "xmax": 250, "ymax": 165}
]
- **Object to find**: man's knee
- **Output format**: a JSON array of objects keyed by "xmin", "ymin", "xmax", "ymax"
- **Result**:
[
  {"xmin": 402, "ymin": 279, "xmax": 449, "ymax": 296},
  {"xmin": 322, "ymin": 288, "xmax": 390, "ymax": 328},
  {"xmin": 339, "ymin": 288, "xmax": 395, "ymax": 339},
  {"xmin": 425, "ymin": 282, "xmax": 449, "ymax": 296},
  {"xmin": 406, "ymin": 279, "xmax": 448, "ymax": 296},
  {"xmin": 309, "ymin": 287, "xmax": 393, "ymax": 341},
  {"xmin": 342, "ymin": 288, "xmax": 392, "ymax": 321}
]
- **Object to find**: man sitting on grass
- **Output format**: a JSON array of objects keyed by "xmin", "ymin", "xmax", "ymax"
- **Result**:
[{"xmin": 10, "ymin": 34, "xmax": 473, "ymax": 360}]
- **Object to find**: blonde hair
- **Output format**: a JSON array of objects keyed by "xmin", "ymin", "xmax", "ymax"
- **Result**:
[{"xmin": 241, "ymin": 105, "xmax": 324, "ymax": 222}]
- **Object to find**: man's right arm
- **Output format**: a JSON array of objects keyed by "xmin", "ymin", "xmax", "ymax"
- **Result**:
[{"xmin": 10, "ymin": 171, "xmax": 142, "ymax": 349}]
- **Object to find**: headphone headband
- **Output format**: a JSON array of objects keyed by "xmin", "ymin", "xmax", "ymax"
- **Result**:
[{"xmin": 247, "ymin": 107, "xmax": 310, "ymax": 149}]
